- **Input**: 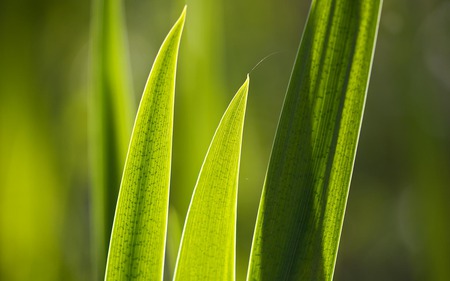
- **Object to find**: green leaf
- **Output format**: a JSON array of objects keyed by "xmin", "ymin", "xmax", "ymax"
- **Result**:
[
  {"xmin": 105, "ymin": 7, "xmax": 186, "ymax": 280},
  {"xmin": 173, "ymin": 76, "xmax": 250, "ymax": 281},
  {"xmin": 247, "ymin": 0, "xmax": 382, "ymax": 280},
  {"xmin": 90, "ymin": 0, "xmax": 134, "ymax": 277}
]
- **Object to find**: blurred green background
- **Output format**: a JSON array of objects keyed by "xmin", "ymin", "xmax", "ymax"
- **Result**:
[{"xmin": 0, "ymin": 0, "xmax": 449, "ymax": 280}]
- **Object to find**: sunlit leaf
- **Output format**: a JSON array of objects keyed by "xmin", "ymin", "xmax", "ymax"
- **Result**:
[
  {"xmin": 173, "ymin": 76, "xmax": 250, "ymax": 281},
  {"xmin": 247, "ymin": 0, "xmax": 382, "ymax": 280},
  {"xmin": 105, "ymin": 7, "xmax": 186, "ymax": 280}
]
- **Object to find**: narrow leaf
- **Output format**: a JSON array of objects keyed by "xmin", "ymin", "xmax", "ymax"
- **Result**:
[
  {"xmin": 90, "ymin": 0, "xmax": 134, "ymax": 277},
  {"xmin": 105, "ymin": 7, "xmax": 186, "ymax": 280},
  {"xmin": 247, "ymin": 0, "xmax": 382, "ymax": 280},
  {"xmin": 173, "ymin": 76, "xmax": 250, "ymax": 281}
]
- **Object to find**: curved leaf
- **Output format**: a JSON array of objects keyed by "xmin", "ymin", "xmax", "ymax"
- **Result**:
[
  {"xmin": 247, "ymin": 0, "xmax": 382, "ymax": 280},
  {"xmin": 173, "ymin": 76, "xmax": 250, "ymax": 281},
  {"xmin": 105, "ymin": 7, "xmax": 186, "ymax": 280}
]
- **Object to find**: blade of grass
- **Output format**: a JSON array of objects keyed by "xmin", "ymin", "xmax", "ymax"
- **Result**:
[
  {"xmin": 105, "ymin": 7, "xmax": 186, "ymax": 280},
  {"xmin": 247, "ymin": 0, "xmax": 382, "ymax": 280},
  {"xmin": 90, "ymin": 0, "xmax": 134, "ymax": 277},
  {"xmin": 173, "ymin": 76, "xmax": 250, "ymax": 281}
]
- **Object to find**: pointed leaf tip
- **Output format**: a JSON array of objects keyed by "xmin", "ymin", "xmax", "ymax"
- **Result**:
[
  {"xmin": 239, "ymin": 75, "xmax": 250, "ymax": 96},
  {"xmin": 105, "ymin": 8, "xmax": 186, "ymax": 280},
  {"xmin": 179, "ymin": 6, "xmax": 187, "ymax": 25},
  {"xmin": 173, "ymin": 77, "xmax": 249, "ymax": 280}
]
